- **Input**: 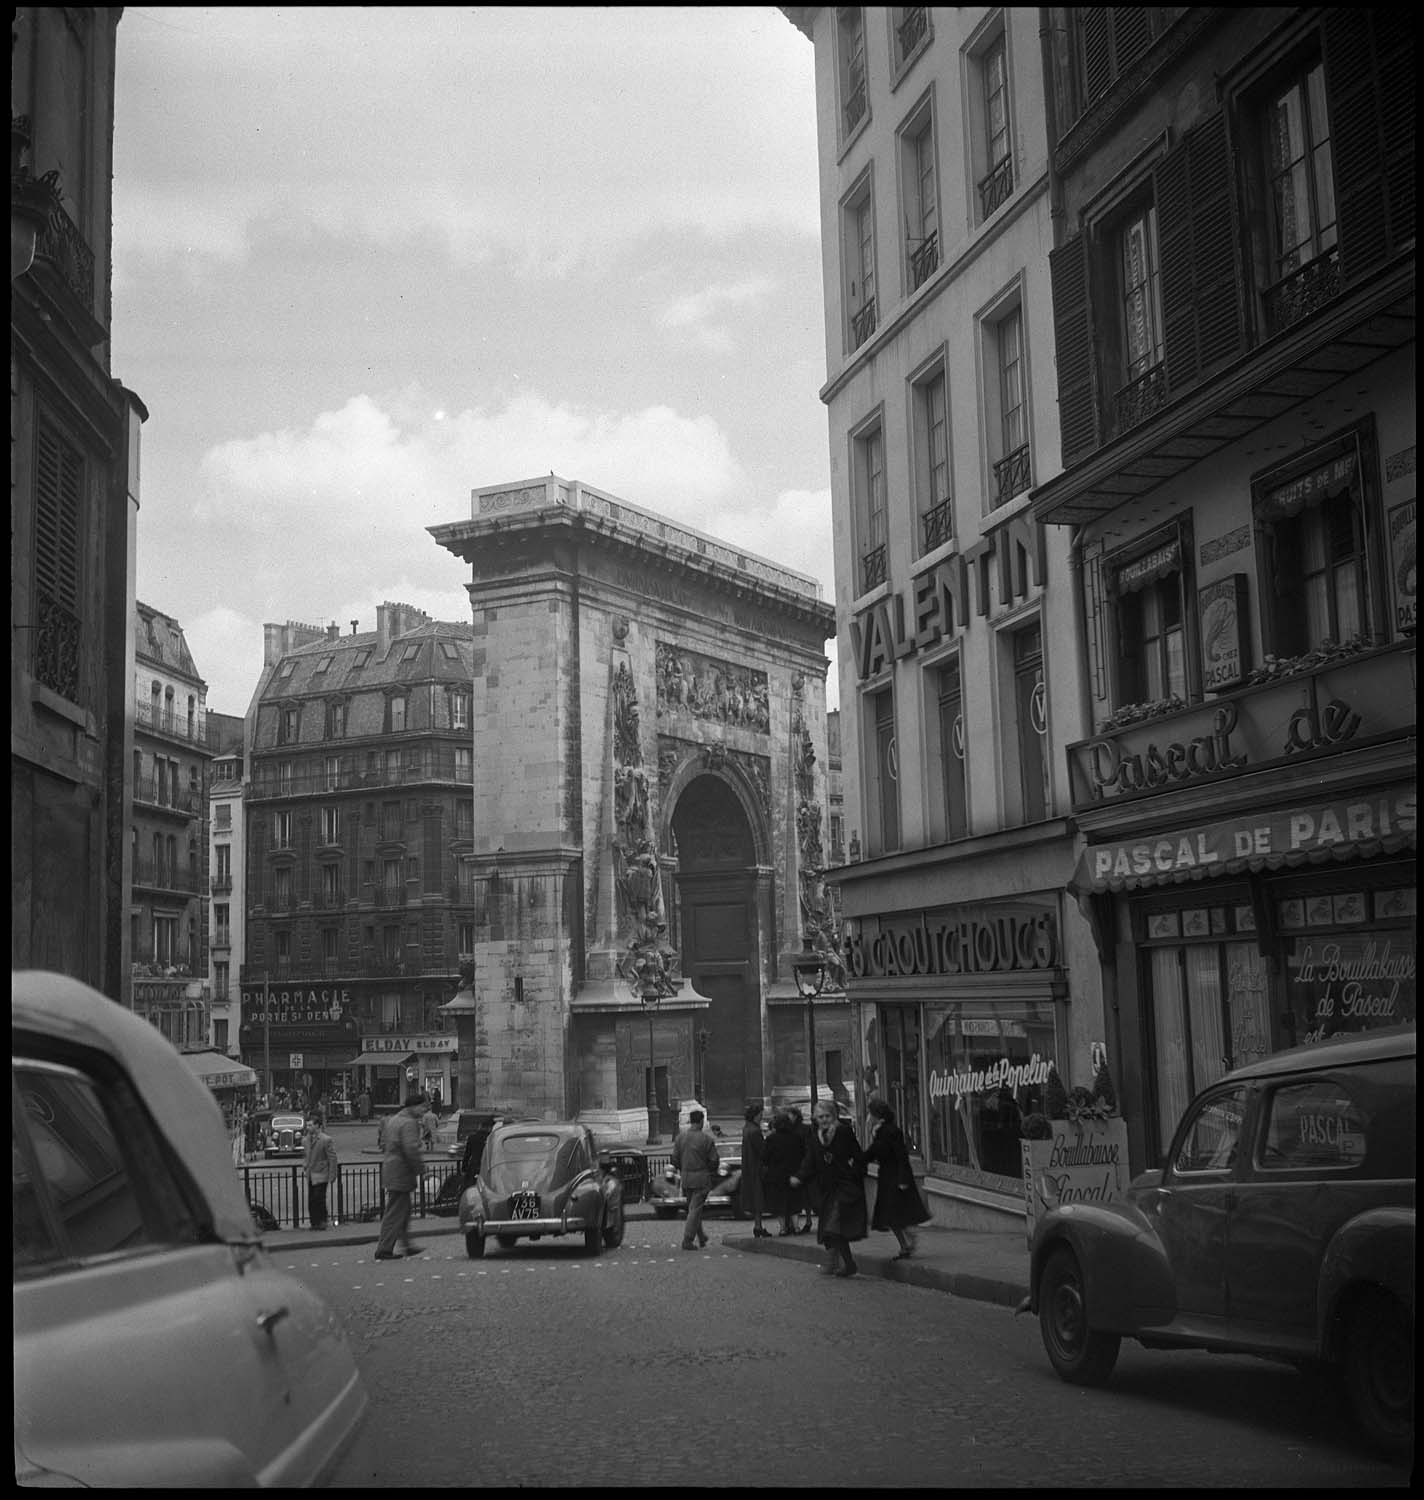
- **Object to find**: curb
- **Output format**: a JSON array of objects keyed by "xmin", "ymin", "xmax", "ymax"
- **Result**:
[{"xmin": 722, "ymin": 1233, "xmax": 1028, "ymax": 1309}]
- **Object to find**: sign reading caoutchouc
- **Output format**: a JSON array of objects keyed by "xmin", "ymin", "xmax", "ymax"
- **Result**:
[{"xmin": 844, "ymin": 903, "xmax": 1059, "ymax": 980}]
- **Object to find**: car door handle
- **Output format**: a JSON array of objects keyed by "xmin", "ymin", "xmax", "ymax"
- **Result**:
[{"xmin": 256, "ymin": 1305, "xmax": 290, "ymax": 1335}]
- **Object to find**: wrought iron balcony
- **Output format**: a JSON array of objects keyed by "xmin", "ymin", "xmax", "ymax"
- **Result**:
[
  {"xmin": 1112, "ymin": 361, "xmax": 1168, "ymax": 435},
  {"xmin": 920, "ymin": 497, "xmax": 954, "ymax": 554},
  {"xmin": 34, "ymin": 201, "xmax": 96, "ymax": 319},
  {"xmin": 993, "ymin": 443, "xmax": 1033, "ymax": 506},
  {"xmin": 1263, "ymin": 247, "xmax": 1342, "ymax": 339},
  {"xmin": 211, "ymin": 874, "xmax": 233, "ymax": 893},
  {"xmin": 897, "ymin": 7, "xmax": 928, "ymax": 61},
  {"xmin": 909, "ymin": 230, "xmax": 939, "ymax": 291},
  {"xmin": 978, "ymin": 154, "xmax": 1014, "ymax": 220},
  {"xmin": 860, "ymin": 543, "xmax": 888, "ymax": 595},
  {"xmin": 851, "ymin": 298, "xmax": 878, "ymax": 347},
  {"xmin": 132, "ymin": 860, "xmax": 205, "ymax": 895}
]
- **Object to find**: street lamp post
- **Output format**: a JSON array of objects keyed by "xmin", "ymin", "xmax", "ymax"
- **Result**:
[{"xmin": 791, "ymin": 937, "xmax": 828, "ymax": 1108}]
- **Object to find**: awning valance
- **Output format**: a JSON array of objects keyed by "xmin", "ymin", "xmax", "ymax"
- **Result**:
[
  {"xmin": 1112, "ymin": 539, "xmax": 1181, "ymax": 596},
  {"xmin": 181, "ymin": 1051, "xmax": 258, "ymax": 1090},
  {"xmin": 1073, "ymin": 788, "xmax": 1416, "ymax": 896},
  {"xmin": 348, "ymin": 1050, "xmax": 415, "ymax": 1068}
]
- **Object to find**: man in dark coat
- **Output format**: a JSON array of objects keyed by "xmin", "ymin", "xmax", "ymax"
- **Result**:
[
  {"xmin": 739, "ymin": 1102, "xmax": 769, "ymax": 1236},
  {"xmin": 789, "ymin": 1105, "xmax": 816, "ymax": 1233},
  {"xmin": 761, "ymin": 1110, "xmax": 804, "ymax": 1235},
  {"xmin": 791, "ymin": 1099, "xmax": 868, "ymax": 1277},
  {"xmin": 375, "ymin": 1091, "xmax": 427, "ymax": 1261},
  {"xmin": 670, "ymin": 1107, "xmax": 719, "ymax": 1252}
]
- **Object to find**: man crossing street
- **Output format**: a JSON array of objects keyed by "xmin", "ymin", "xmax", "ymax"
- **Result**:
[{"xmin": 671, "ymin": 1108, "xmax": 719, "ymax": 1252}]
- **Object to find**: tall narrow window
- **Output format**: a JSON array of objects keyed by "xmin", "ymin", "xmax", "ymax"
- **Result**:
[
  {"xmin": 389, "ymin": 695, "xmax": 408, "ymax": 732},
  {"xmin": 845, "ymin": 188, "xmax": 878, "ymax": 348},
  {"xmin": 274, "ymin": 810, "xmax": 292, "ymax": 849},
  {"xmin": 328, "ymin": 700, "xmax": 346, "ymax": 738},
  {"xmin": 322, "ymin": 863, "xmax": 341, "ymax": 906},
  {"xmin": 915, "ymin": 368, "xmax": 952, "ymax": 552},
  {"xmin": 1267, "ymin": 493, "xmax": 1365, "ymax": 654},
  {"xmin": 981, "ymin": 33, "xmax": 1012, "ymax": 215},
  {"xmin": 854, "ymin": 424, "xmax": 888, "ymax": 593},
  {"xmin": 906, "ymin": 115, "xmax": 939, "ymax": 290},
  {"xmin": 1120, "ymin": 206, "xmax": 1163, "ymax": 381},
  {"xmin": 32, "ymin": 422, "xmax": 84, "ymax": 701},
  {"xmin": 322, "ymin": 927, "xmax": 340, "ymax": 971},
  {"xmin": 986, "ymin": 304, "xmax": 1031, "ymax": 507},
  {"xmin": 838, "ymin": 7, "xmax": 868, "ymax": 135},
  {"xmin": 279, "ymin": 706, "xmax": 297, "ymax": 744},
  {"xmin": 872, "ymin": 688, "xmax": 900, "ymax": 853},
  {"xmin": 1265, "ymin": 62, "xmax": 1336, "ymax": 283},
  {"xmin": 937, "ymin": 661, "xmax": 968, "ymax": 841},
  {"xmin": 1119, "ymin": 578, "xmax": 1187, "ymax": 704},
  {"xmin": 321, "ymin": 806, "xmax": 340, "ymax": 844},
  {"xmin": 324, "ymin": 755, "xmax": 341, "ymax": 791},
  {"xmin": 450, "ymin": 691, "xmax": 470, "ymax": 730},
  {"xmin": 1013, "ymin": 624, "xmax": 1049, "ymax": 824}
]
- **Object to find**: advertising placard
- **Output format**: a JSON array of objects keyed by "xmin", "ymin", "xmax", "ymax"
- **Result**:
[
  {"xmin": 1022, "ymin": 1118, "xmax": 1130, "ymax": 1246},
  {"xmin": 1386, "ymin": 499, "xmax": 1415, "ymax": 636},
  {"xmin": 1198, "ymin": 574, "xmax": 1248, "ymax": 691}
]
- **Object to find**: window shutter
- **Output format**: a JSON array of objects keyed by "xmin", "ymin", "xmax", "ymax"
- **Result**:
[
  {"xmin": 34, "ymin": 424, "xmax": 83, "ymax": 611},
  {"xmin": 1157, "ymin": 113, "xmax": 1243, "ymax": 396},
  {"xmin": 1326, "ymin": 9, "xmax": 1416, "ymax": 279},
  {"xmin": 1050, "ymin": 233, "xmax": 1100, "ymax": 465},
  {"xmin": 1079, "ymin": 10, "xmax": 1111, "ymax": 104},
  {"xmin": 1111, "ymin": 8, "xmax": 1153, "ymax": 72}
]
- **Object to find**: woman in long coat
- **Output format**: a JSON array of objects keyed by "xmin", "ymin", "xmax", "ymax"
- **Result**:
[
  {"xmin": 791, "ymin": 1100, "xmax": 869, "ymax": 1277},
  {"xmin": 760, "ymin": 1110, "xmax": 804, "ymax": 1236},
  {"xmin": 864, "ymin": 1097, "xmax": 931, "ymax": 1258},
  {"xmin": 739, "ymin": 1102, "xmax": 770, "ymax": 1236}
]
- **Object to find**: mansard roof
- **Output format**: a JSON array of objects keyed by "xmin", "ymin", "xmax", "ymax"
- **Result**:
[
  {"xmin": 135, "ymin": 600, "xmax": 205, "ymax": 686},
  {"xmin": 259, "ymin": 621, "xmax": 474, "ymax": 702}
]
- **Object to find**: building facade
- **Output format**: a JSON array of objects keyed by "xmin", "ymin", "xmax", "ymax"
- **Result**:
[
  {"xmin": 430, "ymin": 476, "xmax": 839, "ymax": 1137},
  {"xmin": 785, "ymin": 5, "xmax": 1106, "ymax": 1230},
  {"xmin": 240, "ymin": 605, "xmax": 478, "ymax": 1113},
  {"xmin": 129, "ymin": 603, "xmax": 214, "ymax": 1045},
  {"xmin": 12, "ymin": 6, "xmax": 144, "ymax": 1000},
  {"xmin": 206, "ymin": 710, "xmax": 246, "ymax": 1055},
  {"xmin": 1033, "ymin": 7, "xmax": 1415, "ymax": 1173}
]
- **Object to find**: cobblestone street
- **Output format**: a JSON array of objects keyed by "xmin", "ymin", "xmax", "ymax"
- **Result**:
[{"xmin": 291, "ymin": 1218, "xmax": 1409, "ymax": 1488}]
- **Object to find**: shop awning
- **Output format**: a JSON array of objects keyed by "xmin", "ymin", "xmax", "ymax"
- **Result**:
[
  {"xmin": 348, "ymin": 1050, "xmax": 415, "ymax": 1068},
  {"xmin": 181, "ymin": 1051, "xmax": 258, "ymax": 1090},
  {"xmin": 1072, "ymin": 789, "xmax": 1416, "ymax": 896}
]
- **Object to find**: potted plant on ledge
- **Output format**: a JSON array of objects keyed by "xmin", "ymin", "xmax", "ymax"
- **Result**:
[{"xmin": 1020, "ymin": 1060, "xmax": 1129, "ymax": 1246}]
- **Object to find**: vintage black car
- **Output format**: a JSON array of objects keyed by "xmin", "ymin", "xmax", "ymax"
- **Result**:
[
  {"xmin": 647, "ymin": 1153, "xmax": 745, "ymax": 1218},
  {"xmin": 458, "ymin": 1122, "xmax": 625, "ymax": 1257},
  {"xmin": 1022, "ymin": 1025, "xmax": 1415, "ymax": 1457}
]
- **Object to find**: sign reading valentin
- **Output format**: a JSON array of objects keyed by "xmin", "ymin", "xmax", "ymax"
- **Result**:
[{"xmin": 1079, "ymin": 789, "xmax": 1416, "ymax": 891}]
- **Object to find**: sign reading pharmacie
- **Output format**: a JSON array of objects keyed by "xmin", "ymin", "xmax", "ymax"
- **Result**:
[
  {"xmin": 844, "ymin": 900, "xmax": 1059, "ymax": 980},
  {"xmin": 1076, "ymin": 787, "xmax": 1416, "ymax": 892}
]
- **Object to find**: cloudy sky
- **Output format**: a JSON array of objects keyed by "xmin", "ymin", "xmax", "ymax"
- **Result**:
[{"xmin": 111, "ymin": 6, "xmax": 834, "ymax": 717}]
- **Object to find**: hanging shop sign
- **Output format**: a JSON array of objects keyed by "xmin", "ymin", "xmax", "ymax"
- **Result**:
[
  {"xmin": 844, "ymin": 902, "xmax": 1059, "ymax": 980},
  {"xmin": 1075, "ymin": 788, "xmax": 1416, "ymax": 892},
  {"xmin": 1386, "ymin": 500, "xmax": 1415, "ymax": 636},
  {"xmin": 1067, "ymin": 639, "xmax": 1414, "ymax": 809},
  {"xmin": 358, "ymin": 1035, "xmax": 457, "ymax": 1055}
]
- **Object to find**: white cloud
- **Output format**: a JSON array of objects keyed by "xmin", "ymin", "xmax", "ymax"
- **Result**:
[{"xmin": 657, "ymin": 278, "xmax": 774, "ymax": 353}]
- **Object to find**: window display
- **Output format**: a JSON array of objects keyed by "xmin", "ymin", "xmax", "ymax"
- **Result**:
[{"xmin": 923, "ymin": 1000, "xmax": 1057, "ymax": 1189}]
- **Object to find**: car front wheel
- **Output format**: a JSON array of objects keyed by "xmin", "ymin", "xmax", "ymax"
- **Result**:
[
  {"xmin": 1039, "ymin": 1245, "xmax": 1120, "ymax": 1386},
  {"xmin": 1341, "ymin": 1288, "xmax": 1414, "ymax": 1456},
  {"xmin": 464, "ymin": 1230, "xmax": 485, "ymax": 1259}
]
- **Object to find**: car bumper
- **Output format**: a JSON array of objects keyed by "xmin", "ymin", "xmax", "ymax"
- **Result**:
[{"xmin": 473, "ymin": 1217, "xmax": 594, "ymax": 1236}]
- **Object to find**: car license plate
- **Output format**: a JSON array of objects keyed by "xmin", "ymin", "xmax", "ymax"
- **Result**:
[{"xmin": 511, "ymin": 1191, "xmax": 539, "ymax": 1220}]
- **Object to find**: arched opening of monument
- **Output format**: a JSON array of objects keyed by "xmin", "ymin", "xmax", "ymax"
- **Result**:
[{"xmin": 670, "ymin": 773, "xmax": 763, "ymax": 1120}]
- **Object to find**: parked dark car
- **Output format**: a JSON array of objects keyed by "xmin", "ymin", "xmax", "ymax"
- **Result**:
[
  {"xmin": 648, "ymin": 1153, "xmax": 745, "ymax": 1218},
  {"xmin": 1022, "ymin": 1026, "xmax": 1415, "ymax": 1457},
  {"xmin": 458, "ymin": 1122, "xmax": 625, "ymax": 1257}
]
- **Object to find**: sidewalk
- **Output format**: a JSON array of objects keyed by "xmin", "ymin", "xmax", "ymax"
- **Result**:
[{"xmin": 260, "ymin": 1210, "xmax": 1031, "ymax": 1309}]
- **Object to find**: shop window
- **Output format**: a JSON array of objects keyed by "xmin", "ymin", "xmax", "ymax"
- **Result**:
[
  {"xmin": 876, "ymin": 1005, "xmax": 922, "ymax": 1156},
  {"xmin": 1143, "ymin": 908, "xmax": 1271, "ymax": 1159},
  {"xmin": 924, "ymin": 999, "xmax": 1056, "ymax": 1182}
]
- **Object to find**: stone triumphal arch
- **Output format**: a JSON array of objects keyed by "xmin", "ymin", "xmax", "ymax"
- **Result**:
[{"xmin": 430, "ymin": 475, "xmax": 839, "ymax": 1136}]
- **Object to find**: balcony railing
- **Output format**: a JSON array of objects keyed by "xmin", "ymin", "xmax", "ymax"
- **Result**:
[
  {"xmin": 978, "ymin": 154, "xmax": 1014, "ymax": 220},
  {"xmin": 1112, "ymin": 361, "xmax": 1168, "ymax": 435},
  {"xmin": 860, "ymin": 543, "xmax": 888, "ymax": 595},
  {"xmin": 850, "ymin": 298, "xmax": 878, "ymax": 348},
  {"xmin": 920, "ymin": 497, "xmax": 954, "ymax": 554},
  {"xmin": 1263, "ymin": 247, "xmax": 1342, "ymax": 339},
  {"xmin": 134, "ymin": 698, "xmax": 218, "ymax": 747},
  {"xmin": 132, "ymin": 860, "xmax": 205, "ymax": 895},
  {"xmin": 134, "ymin": 785, "xmax": 202, "ymax": 815},
  {"xmin": 993, "ymin": 443, "xmax": 1033, "ymax": 506},
  {"xmin": 35, "ymin": 591, "xmax": 81, "ymax": 702},
  {"xmin": 247, "ymin": 751, "xmax": 473, "ymax": 800},
  {"xmin": 897, "ymin": 6, "xmax": 928, "ymax": 62},
  {"xmin": 909, "ymin": 230, "xmax": 939, "ymax": 291},
  {"xmin": 35, "ymin": 201, "xmax": 95, "ymax": 318},
  {"xmin": 211, "ymin": 874, "xmax": 233, "ymax": 893}
]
